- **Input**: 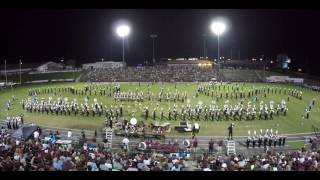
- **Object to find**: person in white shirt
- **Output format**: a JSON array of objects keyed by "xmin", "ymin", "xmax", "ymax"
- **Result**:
[
  {"xmin": 33, "ymin": 131, "xmax": 39, "ymax": 141},
  {"xmin": 238, "ymin": 160, "xmax": 246, "ymax": 168},
  {"xmin": 222, "ymin": 163, "xmax": 227, "ymax": 169},
  {"xmin": 172, "ymin": 157, "xmax": 179, "ymax": 164},
  {"xmin": 122, "ymin": 137, "xmax": 130, "ymax": 151},
  {"xmin": 67, "ymin": 129, "xmax": 72, "ymax": 138},
  {"xmin": 262, "ymin": 161, "xmax": 269, "ymax": 170},
  {"xmin": 171, "ymin": 163, "xmax": 180, "ymax": 171},
  {"xmin": 105, "ymin": 160, "xmax": 113, "ymax": 171},
  {"xmin": 143, "ymin": 157, "xmax": 151, "ymax": 166},
  {"xmin": 203, "ymin": 166, "xmax": 212, "ymax": 171},
  {"xmin": 299, "ymin": 157, "xmax": 305, "ymax": 163}
]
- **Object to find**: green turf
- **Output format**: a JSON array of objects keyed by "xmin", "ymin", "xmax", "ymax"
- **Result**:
[
  {"xmin": 287, "ymin": 141, "xmax": 305, "ymax": 150},
  {"xmin": 1, "ymin": 82, "xmax": 320, "ymax": 136}
]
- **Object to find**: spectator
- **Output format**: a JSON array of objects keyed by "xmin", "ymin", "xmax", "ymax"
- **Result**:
[
  {"xmin": 137, "ymin": 160, "xmax": 145, "ymax": 171},
  {"xmin": 81, "ymin": 129, "xmax": 85, "ymax": 139},
  {"xmin": 152, "ymin": 162, "xmax": 162, "ymax": 171},
  {"xmin": 1, "ymin": 126, "xmax": 5, "ymax": 135},
  {"xmin": 202, "ymin": 164, "xmax": 212, "ymax": 171},
  {"xmin": 127, "ymin": 162, "xmax": 138, "ymax": 171},
  {"xmin": 218, "ymin": 140, "xmax": 223, "ymax": 154},
  {"xmin": 94, "ymin": 129, "xmax": 97, "ymax": 138},
  {"xmin": 53, "ymin": 157, "xmax": 63, "ymax": 171},
  {"xmin": 1, "ymin": 123, "xmax": 320, "ymax": 171},
  {"xmin": 122, "ymin": 138, "xmax": 130, "ymax": 152},
  {"xmin": 209, "ymin": 138, "xmax": 214, "ymax": 154},
  {"xmin": 192, "ymin": 138, "xmax": 198, "ymax": 153},
  {"xmin": 143, "ymin": 156, "xmax": 151, "ymax": 167},
  {"xmin": 180, "ymin": 162, "xmax": 190, "ymax": 171},
  {"xmin": 37, "ymin": 127, "xmax": 42, "ymax": 136},
  {"xmin": 113, "ymin": 159, "xmax": 123, "ymax": 171},
  {"xmin": 67, "ymin": 129, "xmax": 72, "ymax": 138},
  {"xmin": 171, "ymin": 162, "xmax": 180, "ymax": 171},
  {"xmin": 33, "ymin": 130, "xmax": 39, "ymax": 141}
]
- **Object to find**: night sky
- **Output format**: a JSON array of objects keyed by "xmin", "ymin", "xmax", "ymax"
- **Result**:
[{"xmin": 1, "ymin": 9, "xmax": 320, "ymax": 75}]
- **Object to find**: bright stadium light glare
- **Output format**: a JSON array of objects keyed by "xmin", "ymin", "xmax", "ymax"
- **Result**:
[
  {"xmin": 210, "ymin": 20, "xmax": 227, "ymax": 62},
  {"xmin": 210, "ymin": 22, "xmax": 226, "ymax": 36},
  {"xmin": 115, "ymin": 23, "xmax": 131, "ymax": 63},
  {"xmin": 116, "ymin": 25, "xmax": 130, "ymax": 37}
]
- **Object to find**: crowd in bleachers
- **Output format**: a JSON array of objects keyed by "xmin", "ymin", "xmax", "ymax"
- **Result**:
[
  {"xmin": 80, "ymin": 65, "xmax": 219, "ymax": 82},
  {"xmin": 0, "ymin": 131, "xmax": 192, "ymax": 171},
  {"xmin": 138, "ymin": 140, "xmax": 181, "ymax": 154},
  {"xmin": 1, "ymin": 123, "xmax": 320, "ymax": 171},
  {"xmin": 198, "ymin": 146, "xmax": 320, "ymax": 171},
  {"xmin": 79, "ymin": 65, "xmax": 270, "ymax": 83},
  {"xmin": 219, "ymin": 69, "xmax": 262, "ymax": 82}
]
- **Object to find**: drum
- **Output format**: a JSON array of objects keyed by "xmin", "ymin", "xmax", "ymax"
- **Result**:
[
  {"xmin": 183, "ymin": 139, "xmax": 190, "ymax": 148},
  {"xmin": 138, "ymin": 142, "xmax": 147, "ymax": 150}
]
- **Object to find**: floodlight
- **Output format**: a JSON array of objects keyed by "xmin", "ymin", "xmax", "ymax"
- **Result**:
[
  {"xmin": 116, "ymin": 24, "xmax": 131, "ymax": 63},
  {"xmin": 211, "ymin": 21, "xmax": 226, "ymax": 62},
  {"xmin": 116, "ymin": 25, "xmax": 130, "ymax": 37},
  {"xmin": 210, "ymin": 22, "xmax": 226, "ymax": 36}
]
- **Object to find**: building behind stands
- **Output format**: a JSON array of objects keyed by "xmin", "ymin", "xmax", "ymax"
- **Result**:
[
  {"xmin": 82, "ymin": 61, "xmax": 125, "ymax": 70},
  {"xmin": 37, "ymin": 61, "xmax": 64, "ymax": 72}
]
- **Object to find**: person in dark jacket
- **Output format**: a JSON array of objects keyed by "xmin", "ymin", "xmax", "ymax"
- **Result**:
[{"xmin": 228, "ymin": 123, "xmax": 234, "ymax": 140}]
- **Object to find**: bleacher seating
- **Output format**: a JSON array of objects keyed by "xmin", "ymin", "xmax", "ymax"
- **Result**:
[
  {"xmin": 220, "ymin": 69, "xmax": 261, "ymax": 82},
  {"xmin": 80, "ymin": 65, "xmax": 219, "ymax": 82}
]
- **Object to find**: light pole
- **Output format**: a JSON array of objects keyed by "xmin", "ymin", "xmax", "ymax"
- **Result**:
[
  {"xmin": 210, "ymin": 21, "xmax": 226, "ymax": 61},
  {"xmin": 73, "ymin": 68, "xmax": 75, "ymax": 82},
  {"xmin": 19, "ymin": 59, "xmax": 22, "ymax": 84},
  {"xmin": 116, "ymin": 25, "xmax": 130, "ymax": 63},
  {"xmin": 150, "ymin": 34, "xmax": 158, "ymax": 64},
  {"xmin": 202, "ymin": 34, "xmax": 207, "ymax": 59},
  {"xmin": 4, "ymin": 59, "xmax": 7, "ymax": 85},
  {"xmin": 122, "ymin": 38, "xmax": 125, "ymax": 62},
  {"xmin": 60, "ymin": 59, "xmax": 64, "ymax": 72}
]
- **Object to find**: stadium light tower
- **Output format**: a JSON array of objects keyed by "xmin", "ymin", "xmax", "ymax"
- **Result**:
[
  {"xmin": 19, "ymin": 59, "xmax": 22, "ymax": 84},
  {"xmin": 150, "ymin": 34, "xmax": 158, "ymax": 64},
  {"xmin": 202, "ymin": 34, "xmax": 207, "ymax": 59},
  {"xmin": 210, "ymin": 21, "xmax": 226, "ymax": 61},
  {"xmin": 4, "ymin": 59, "xmax": 7, "ymax": 85},
  {"xmin": 116, "ymin": 24, "xmax": 130, "ymax": 63}
]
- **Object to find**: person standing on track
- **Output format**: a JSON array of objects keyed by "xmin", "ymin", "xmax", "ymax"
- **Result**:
[
  {"xmin": 192, "ymin": 137, "xmax": 198, "ymax": 153},
  {"xmin": 67, "ymin": 129, "xmax": 72, "ymax": 138},
  {"xmin": 228, "ymin": 123, "xmax": 234, "ymax": 140},
  {"xmin": 208, "ymin": 138, "xmax": 214, "ymax": 154}
]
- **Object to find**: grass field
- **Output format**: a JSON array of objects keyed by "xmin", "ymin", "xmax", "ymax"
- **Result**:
[
  {"xmin": 287, "ymin": 141, "xmax": 306, "ymax": 149},
  {"xmin": 1, "ymin": 82, "xmax": 320, "ymax": 136}
]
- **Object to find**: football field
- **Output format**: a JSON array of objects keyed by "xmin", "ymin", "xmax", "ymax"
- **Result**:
[{"xmin": 1, "ymin": 82, "xmax": 320, "ymax": 136}]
